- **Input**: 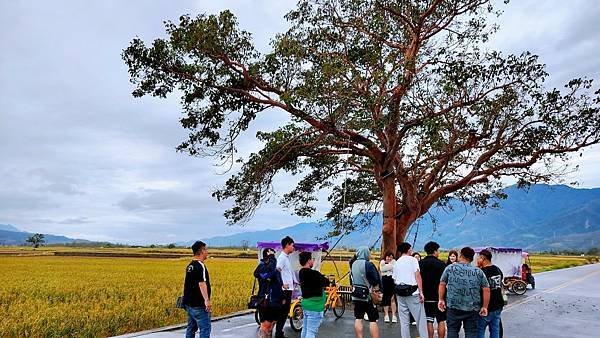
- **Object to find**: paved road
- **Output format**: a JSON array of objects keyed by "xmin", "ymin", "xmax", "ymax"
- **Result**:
[
  {"xmin": 501, "ymin": 263, "xmax": 600, "ymax": 338},
  {"xmin": 119, "ymin": 263, "xmax": 600, "ymax": 338}
]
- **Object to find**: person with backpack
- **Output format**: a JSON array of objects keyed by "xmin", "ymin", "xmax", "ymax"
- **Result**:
[
  {"xmin": 254, "ymin": 248, "xmax": 283, "ymax": 338},
  {"xmin": 350, "ymin": 246, "xmax": 381, "ymax": 338}
]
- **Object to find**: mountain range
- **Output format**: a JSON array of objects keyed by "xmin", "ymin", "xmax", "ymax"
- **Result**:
[
  {"xmin": 0, "ymin": 224, "xmax": 90, "ymax": 246},
  {"xmin": 192, "ymin": 184, "xmax": 600, "ymax": 251},
  {"xmin": 2, "ymin": 184, "xmax": 599, "ymax": 251}
]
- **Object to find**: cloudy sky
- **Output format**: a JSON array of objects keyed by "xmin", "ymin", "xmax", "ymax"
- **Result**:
[{"xmin": 1, "ymin": 0, "xmax": 599, "ymax": 245}]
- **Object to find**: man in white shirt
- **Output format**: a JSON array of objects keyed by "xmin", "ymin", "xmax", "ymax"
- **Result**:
[
  {"xmin": 392, "ymin": 242, "xmax": 428, "ymax": 338},
  {"xmin": 275, "ymin": 236, "xmax": 296, "ymax": 338}
]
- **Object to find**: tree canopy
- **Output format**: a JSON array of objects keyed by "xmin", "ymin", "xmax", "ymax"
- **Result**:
[
  {"xmin": 26, "ymin": 233, "xmax": 45, "ymax": 249},
  {"xmin": 123, "ymin": 0, "xmax": 600, "ymax": 254}
]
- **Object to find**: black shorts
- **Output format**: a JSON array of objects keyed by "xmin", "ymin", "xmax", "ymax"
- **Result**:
[
  {"xmin": 258, "ymin": 304, "xmax": 279, "ymax": 322},
  {"xmin": 424, "ymin": 301, "xmax": 446, "ymax": 323},
  {"xmin": 353, "ymin": 300, "xmax": 379, "ymax": 322}
]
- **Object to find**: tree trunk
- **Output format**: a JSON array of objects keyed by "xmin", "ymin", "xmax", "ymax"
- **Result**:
[
  {"xmin": 381, "ymin": 175, "xmax": 397, "ymax": 259},
  {"xmin": 395, "ymin": 213, "xmax": 413, "ymax": 246}
]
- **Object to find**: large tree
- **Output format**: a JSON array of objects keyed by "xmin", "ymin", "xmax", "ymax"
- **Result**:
[
  {"xmin": 26, "ymin": 233, "xmax": 45, "ymax": 249},
  {"xmin": 123, "ymin": 0, "xmax": 600, "ymax": 254}
]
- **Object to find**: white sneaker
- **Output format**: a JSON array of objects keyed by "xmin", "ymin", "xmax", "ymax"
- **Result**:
[
  {"xmin": 384, "ymin": 315, "xmax": 390, "ymax": 323},
  {"xmin": 392, "ymin": 315, "xmax": 398, "ymax": 323}
]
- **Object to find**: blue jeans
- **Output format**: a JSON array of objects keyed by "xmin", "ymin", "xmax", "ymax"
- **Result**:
[
  {"xmin": 478, "ymin": 309, "xmax": 502, "ymax": 338},
  {"xmin": 447, "ymin": 308, "xmax": 479, "ymax": 338},
  {"xmin": 185, "ymin": 305, "xmax": 211, "ymax": 338},
  {"xmin": 301, "ymin": 309, "xmax": 324, "ymax": 338}
]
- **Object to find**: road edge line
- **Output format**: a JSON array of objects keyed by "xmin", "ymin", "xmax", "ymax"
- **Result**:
[{"xmin": 110, "ymin": 309, "xmax": 255, "ymax": 337}]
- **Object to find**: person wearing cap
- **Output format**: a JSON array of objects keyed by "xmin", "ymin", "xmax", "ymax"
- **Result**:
[
  {"xmin": 183, "ymin": 240, "xmax": 211, "ymax": 338},
  {"xmin": 275, "ymin": 236, "xmax": 297, "ymax": 338},
  {"xmin": 476, "ymin": 249, "xmax": 504, "ymax": 338},
  {"xmin": 254, "ymin": 247, "xmax": 283, "ymax": 338}
]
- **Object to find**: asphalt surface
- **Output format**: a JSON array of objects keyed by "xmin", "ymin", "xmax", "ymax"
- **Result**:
[
  {"xmin": 118, "ymin": 263, "xmax": 600, "ymax": 338},
  {"xmin": 501, "ymin": 263, "xmax": 600, "ymax": 338}
]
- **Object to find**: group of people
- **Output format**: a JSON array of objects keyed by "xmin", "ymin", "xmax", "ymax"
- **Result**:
[
  {"xmin": 253, "ymin": 236, "xmax": 306, "ymax": 338},
  {"xmin": 179, "ymin": 238, "xmax": 505, "ymax": 338},
  {"xmin": 350, "ymin": 242, "xmax": 504, "ymax": 338},
  {"xmin": 253, "ymin": 236, "xmax": 333, "ymax": 338}
]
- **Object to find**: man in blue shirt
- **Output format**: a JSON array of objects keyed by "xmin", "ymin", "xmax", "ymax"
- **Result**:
[{"xmin": 438, "ymin": 247, "xmax": 490, "ymax": 338}]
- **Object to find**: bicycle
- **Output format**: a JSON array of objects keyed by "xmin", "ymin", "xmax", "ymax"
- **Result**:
[
  {"xmin": 502, "ymin": 276, "xmax": 527, "ymax": 295},
  {"xmin": 287, "ymin": 275, "xmax": 347, "ymax": 332},
  {"xmin": 323, "ymin": 275, "xmax": 346, "ymax": 318}
]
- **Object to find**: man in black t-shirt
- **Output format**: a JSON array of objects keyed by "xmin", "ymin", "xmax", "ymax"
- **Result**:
[
  {"xmin": 183, "ymin": 240, "xmax": 211, "ymax": 338},
  {"xmin": 476, "ymin": 249, "xmax": 504, "ymax": 338},
  {"xmin": 419, "ymin": 241, "xmax": 447, "ymax": 338}
]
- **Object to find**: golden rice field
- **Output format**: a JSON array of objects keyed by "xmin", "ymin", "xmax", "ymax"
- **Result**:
[
  {"xmin": 0, "ymin": 253, "xmax": 350, "ymax": 337},
  {"xmin": 0, "ymin": 248, "xmax": 595, "ymax": 337}
]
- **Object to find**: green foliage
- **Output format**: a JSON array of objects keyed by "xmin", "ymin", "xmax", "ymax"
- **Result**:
[
  {"xmin": 123, "ymin": 0, "xmax": 600, "ymax": 242},
  {"xmin": 26, "ymin": 233, "xmax": 45, "ymax": 249}
]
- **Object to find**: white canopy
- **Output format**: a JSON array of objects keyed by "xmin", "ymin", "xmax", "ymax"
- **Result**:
[{"xmin": 473, "ymin": 247, "xmax": 522, "ymax": 278}]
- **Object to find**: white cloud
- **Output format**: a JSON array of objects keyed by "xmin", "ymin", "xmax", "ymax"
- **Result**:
[{"xmin": 0, "ymin": 0, "xmax": 598, "ymax": 244}]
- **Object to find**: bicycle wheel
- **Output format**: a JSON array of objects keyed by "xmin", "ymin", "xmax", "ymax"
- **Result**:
[
  {"xmin": 254, "ymin": 309, "xmax": 260, "ymax": 325},
  {"xmin": 333, "ymin": 296, "xmax": 345, "ymax": 318},
  {"xmin": 511, "ymin": 280, "xmax": 527, "ymax": 295},
  {"xmin": 289, "ymin": 303, "xmax": 303, "ymax": 332}
]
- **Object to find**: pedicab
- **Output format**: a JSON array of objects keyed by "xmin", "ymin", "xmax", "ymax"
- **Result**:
[
  {"xmin": 473, "ymin": 247, "xmax": 531, "ymax": 295},
  {"xmin": 521, "ymin": 251, "xmax": 535, "ymax": 289},
  {"xmin": 249, "ymin": 241, "xmax": 345, "ymax": 331}
]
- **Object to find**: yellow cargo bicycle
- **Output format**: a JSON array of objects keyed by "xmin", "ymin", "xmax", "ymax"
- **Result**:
[{"xmin": 288, "ymin": 275, "xmax": 346, "ymax": 331}]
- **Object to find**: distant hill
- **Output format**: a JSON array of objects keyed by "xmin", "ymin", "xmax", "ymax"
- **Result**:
[
  {"xmin": 0, "ymin": 227, "xmax": 91, "ymax": 246},
  {"xmin": 0, "ymin": 224, "xmax": 20, "ymax": 232},
  {"xmin": 194, "ymin": 184, "xmax": 600, "ymax": 251}
]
